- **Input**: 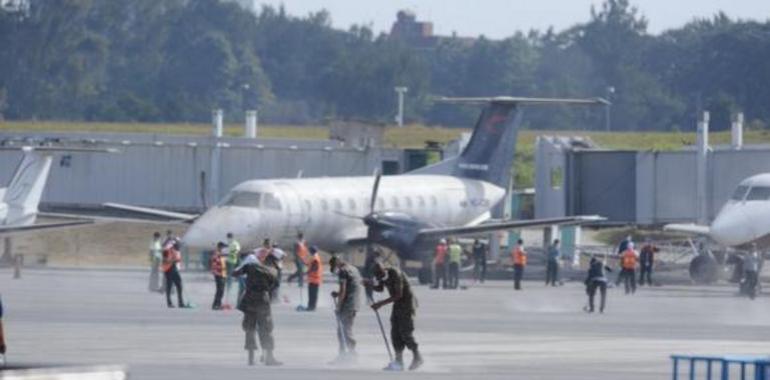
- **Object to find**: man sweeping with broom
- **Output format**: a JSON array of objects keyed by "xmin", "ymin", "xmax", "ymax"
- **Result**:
[
  {"xmin": 328, "ymin": 255, "xmax": 361, "ymax": 365},
  {"xmin": 367, "ymin": 261, "xmax": 424, "ymax": 371}
]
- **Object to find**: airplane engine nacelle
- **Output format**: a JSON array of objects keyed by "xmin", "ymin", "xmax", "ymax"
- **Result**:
[{"xmin": 368, "ymin": 212, "xmax": 426, "ymax": 261}]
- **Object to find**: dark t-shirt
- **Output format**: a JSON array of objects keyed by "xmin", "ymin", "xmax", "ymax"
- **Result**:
[
  {"xmin": 235, "ymin": 263, "xmax": 277, "ymax": 312},
  {"xmin": 338, "ymin": 265, "xmax": 361, "ymax": 312},
  {"xmin": 472, "ymin": 243, "xmax": 486, "ymax": 260},
  {"xmin": 375, "ymin": 268, "xmax": 416, "ymax": 316}
]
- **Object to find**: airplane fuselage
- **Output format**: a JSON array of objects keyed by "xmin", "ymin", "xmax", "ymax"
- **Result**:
[
  {"xmin": 710, "ymin": 173, "xmax": 770, "ymax": 249},
  {"xmin": 182, "ymin": 175, "xmax": 505, "ymax": 252}
]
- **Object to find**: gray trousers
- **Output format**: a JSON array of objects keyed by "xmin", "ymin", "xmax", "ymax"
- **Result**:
[
  {"xmin": 149, "ymin": 258, "xmax": 162, "ymax": 291},
  {"xmin": 242, "ymin": 304, "xmax": 274, "ymax": 351},
  {"xmin": 336, "ymin": 310, "xmax": 357, "ymax": 353}
]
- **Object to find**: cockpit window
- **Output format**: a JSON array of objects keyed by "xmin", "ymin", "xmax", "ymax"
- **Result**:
[
  {"xmin": 262, "ymin": 193, "xmax": 282, "ymax": 210},
  {"xmin": 223, "ymin": 191, "xmax": 261, "ymax": 207},
  {"xmin": 746, "ymin": 186, "xmax": 770, "ymax": 201},
  {"xmin": 731, "ymin": 185, "xmax": 749, "ymax": 201},
  {"xmin": 223, "ymin": 191, "xmax": 281, "ymax": 210}
]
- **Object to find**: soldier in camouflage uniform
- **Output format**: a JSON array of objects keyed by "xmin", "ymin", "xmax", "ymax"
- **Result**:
[
  {"xmin": 329, "ymin": 255, "xmax": 361, "ymax": 364},
  {"xmin": 369, "ymin": 261, "xmax": 424, "ymax": 371},
  {"xmin": 233, "ymin": 252, "xmax": 282, "ymax": 366}
]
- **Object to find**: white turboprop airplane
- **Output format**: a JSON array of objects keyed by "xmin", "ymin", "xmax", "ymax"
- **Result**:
[
  {"xmin": 665, "ymin": 173, "xmax": 770, "ymax": 281},
  {"xmin": 0, "ymin": 146, "xmax": 116, "ymax": 234},
  {"xmin": 106, "ymin": 97, "xmax": 608, "ymax": 264}
]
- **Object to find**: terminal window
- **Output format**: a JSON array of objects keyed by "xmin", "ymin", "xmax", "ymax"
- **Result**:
[{"xmin": 550, "ymin": 167, "xmax": 564, "ymax": 189}]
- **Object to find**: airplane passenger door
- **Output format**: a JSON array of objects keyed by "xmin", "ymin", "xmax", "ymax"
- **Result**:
[{"xmin": 275, "ymin": 183, "xmax": 306, "ymax": 241}]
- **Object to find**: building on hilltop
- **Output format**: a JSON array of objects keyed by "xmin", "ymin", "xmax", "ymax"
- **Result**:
[{"xmin": 389, "ymin": 10, "xmax": 478, "ymax": 49}]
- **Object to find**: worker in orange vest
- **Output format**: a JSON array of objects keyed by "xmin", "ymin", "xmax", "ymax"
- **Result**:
[
  {"xmin": 431, "ymin": 239, "xmax": 448, "ymax": 289},
  {"xmin": 512, "ymin": 239, "xmax": 527, "ymax": 290},
  {"xmin": 299, "ymin": 246, "xmax": 322, "ymax": 311},
  {"xmin": 210, "ymin": 242, "xmax": 228, "ymax": 310},
  {"xmin": 162, "ymin": 239, "xmax": 187, "ymax": 308},
  {"xmin": 286, "ymin": 232, "xmax": 309, "ymax": 287},
  {"xmin": 619, "ymin": 242, "xmax": 638, "ymax": 295}
]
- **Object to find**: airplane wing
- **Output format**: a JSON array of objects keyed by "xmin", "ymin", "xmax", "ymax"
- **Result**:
[
  {"xmin": 0, "ymin": 220, "xmax": 94, "ymax": 234},
  {"xmin": 417, "ymin": 215, "xmax": 605, "ymax": 239},
  {"xmin": 663, "ymin": 223, "xmax": 711, "ymax": 236},
  {"xmin": 103, "ymin": 203, "xmax": 198, "ymax": 222}
]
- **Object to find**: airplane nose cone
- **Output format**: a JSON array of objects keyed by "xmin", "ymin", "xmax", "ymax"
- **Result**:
[
  {"xmin": 182, "ymin": 222, "xmax": 215, "ymax": 250},
  {"xmin": 710, "ymin": 208, "xmax": 752, "ymax": 247},
  {"xmin": 182, "ymin": 208, "xmax": 259, "ymax": 249}
]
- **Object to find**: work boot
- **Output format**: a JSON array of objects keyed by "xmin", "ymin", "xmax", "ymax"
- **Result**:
[
  {"xmin": 264, "ymin": 350, "xmax": 283, "ymax": 366},
  {"xmin": 408, "ymin": 351, "xmax": 424, "ymax": 371},
  {"xmin": 383, "ymin": 353, "xmax": 404, "ymax": 371},
  {"xmin": 327, "ymin": 353, "xmax": 348, "ymax": 366}
]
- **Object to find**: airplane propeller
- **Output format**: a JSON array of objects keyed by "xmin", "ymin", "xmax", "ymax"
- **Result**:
[{"xmin": 365, "ymin": 170, "xmax": 383, "ymax": 262}]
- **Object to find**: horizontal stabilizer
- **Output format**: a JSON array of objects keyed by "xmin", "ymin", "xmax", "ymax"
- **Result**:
[
  {"xmin": 663, "ymin": 223, "xmax": 711, "ymax": 236},
  {"xmin": 434, "ymin": 96, "xmax": 609, "ymax": 106},
  {"xmin": 0, "ymin": 146, "xmax": 120, "ymax": 154},
  {"xmin": 417, "ymin": 215, "xmax": 605, "ymax": 239},
  {"xmin": 0, "ymin": 220, "xmax": 93, "ymax": 234},
  {"xmin": 103, "ymin": 203, "xmax": 198, "ymax": 221}
]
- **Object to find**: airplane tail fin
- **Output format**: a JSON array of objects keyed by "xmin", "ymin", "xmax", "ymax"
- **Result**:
[
  {"xmin": 450, "ymin": 101, "xmax": 521, "ymax": 188},
  {"xmin": 1, "ymin": 146, "xmax": 119, "ymax": 226},
  {"xmin": 429, "ymin": 97, "xmax": 608, "ymax": 188},
  {"xmin": 3, "ymin": 148, "xmax": 54, "ymax": 226}
]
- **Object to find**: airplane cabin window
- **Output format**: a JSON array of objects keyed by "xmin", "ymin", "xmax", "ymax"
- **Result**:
[
  {"xmin": 417, "ymin": 196, "xmax": 425, "ymax": 208},
  {"xmin": 430, "ymin": 196, "xmax": 438, "ymax": 207},
  {"xmin": 321, "ymin": 199, "xmax": 329, "ymax": 211},
  {"xmin": 304, "ymin": 200, "xmax": 312, "ymax": 212},
  {"xmin": 731, "ymin": 185, "xmax": 750, "ymax": 201},
  {"xmin": 746, "ymin": 186, "xmax": 770, "ymax": 201},
  {"xmin": 348, "ymin": 198, "xmax": 356, "ymax": 211},
  {"xmin": 391, "ymin": 196, "xmax": 400, "ymax": 209},
  {"xmin": 377, "ymin": 197, "xmax": 385, "ymax": 209},
  {"xmin": 334, "ymin": 199, "xmax": 342, "ymax": 210},
  {"xmin": 405, "ymin": 197, "xmax": 413, "ymax": 209}
]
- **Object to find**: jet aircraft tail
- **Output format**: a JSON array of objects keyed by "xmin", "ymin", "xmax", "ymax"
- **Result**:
[
  {"xmin": 2, "ymin": 148, "xmax": 54, "ymax": 226},
  {"xmin": 412, "ymin": 96, "xmax": 607, "ymax": 188}
]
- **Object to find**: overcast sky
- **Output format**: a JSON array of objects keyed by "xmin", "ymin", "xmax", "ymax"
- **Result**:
[{"xmin": 253, "ymin": 0, "xmax": 770, "ymax": 38}]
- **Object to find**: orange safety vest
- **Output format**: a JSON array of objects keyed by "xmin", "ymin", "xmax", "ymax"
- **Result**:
[
  {"xmin": 306, "ymin": 254, "xmax": 323, "ymax": 285},
  {"xmin": 210, "ymin": 253, "xmax": 227, "ymax": 277},
  {"xmin": 161, "ymin": 248, "xmax": 182, "ymax": 272},
  {"xmin": 296, "ymin": 241, "xmax": 309, "ymax": 261},
  {"xmin": 435, "ymin": 244, "xmax": 447, "ymax": 264},
  {"xmin": 621, "ymin": 249, "xmax": 638, "ymax": 269},
  {"xmin": 513, "ymin": 246, "xmax": 527, "ymax": 266}
]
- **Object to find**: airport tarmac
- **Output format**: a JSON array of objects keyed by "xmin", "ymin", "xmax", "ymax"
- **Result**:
[{"xmin": 1, "ymin": 268, "xmax": 769, "ymax": 379}]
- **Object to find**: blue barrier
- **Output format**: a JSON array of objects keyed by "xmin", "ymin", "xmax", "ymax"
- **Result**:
[{"xmin": 671, "ymin": 355, "xmax": 770, "ymax": 380}]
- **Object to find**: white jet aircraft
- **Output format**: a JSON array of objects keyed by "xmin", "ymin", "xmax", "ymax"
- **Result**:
[
  {"xmin": 0, "ymin": 146, "xmax": 115, "ymax": 234},
  {"xmin": 665, "ymin": 173, "xmax": 770, "ymax": 281},
  {"xmin": 667, "ymin": 173, "xmax": 770, "ymax": 248},
  {"xmin": 107, "ymin": 97, "xmax": 607, "ymax": 264}
]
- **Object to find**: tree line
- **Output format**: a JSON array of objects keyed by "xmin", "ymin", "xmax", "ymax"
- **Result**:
[{"xmin": 0, "ymin": 0, "xmax": 767, "ymax": 131}]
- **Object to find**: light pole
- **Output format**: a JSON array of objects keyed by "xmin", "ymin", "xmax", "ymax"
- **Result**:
[
  {"xmin": 394, "ymin": 86, "xmax": 408, "ymax": 127},
  {"xmin": 605, "ymin": 86, "xmax": 615, "ymax": 132}
]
